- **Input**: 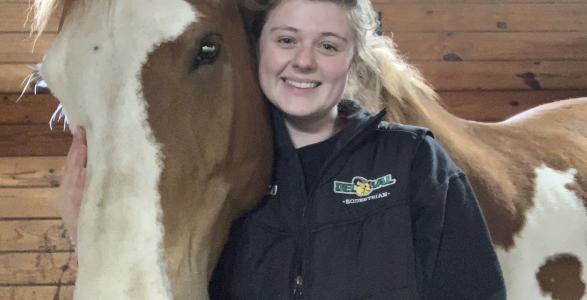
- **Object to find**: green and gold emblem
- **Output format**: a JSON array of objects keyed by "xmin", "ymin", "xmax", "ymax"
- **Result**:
[{"xmin": 333, "ymin": 174, "xmax": 396, "ymax": 197}]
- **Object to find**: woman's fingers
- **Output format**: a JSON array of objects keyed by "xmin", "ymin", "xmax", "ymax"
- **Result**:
[{"xmin": 58, "ymin": 126, "xmax": 88, "ymax": 243}]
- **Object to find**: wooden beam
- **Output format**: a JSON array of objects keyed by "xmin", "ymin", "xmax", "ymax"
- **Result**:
[
  {"xmin": 393, "ymin": 32, "xmax": 587, "ymax": 61},
  {"xmin": 0, "ymin": 125, "xmax": 71, "ymax": 156},
  {"xmin": 0, "ymin": 252, "xmax": 77, "ymax": 285},
  {"xmin": 5, "ymin": 31, "xmax": 587, "ymax": 63},
  {"xmin": 0, "ymin": 64, "xmax": 36, "ymax": 94},
  {"xmin": 0, "ymin": 220, "xmax": 72, "ymax": 252},
  {"xmin": 0, "ymin": 94, "xmax": 59, "ymax": 125},
  {"xmin": 438, "ymin": 90, "xmax": 587, "ymax": 122},
  {"xmin": 0, "ymin": 3, "xmax": 60, "ymax": 33},
  {"xmin": 4, "ymin": 3, "xmax": 587, "ymax": 33},
  {"xmin": 0, "ymin": 156, "xmax": 64, "ymax": 188},
  {"xmin": 3, "ymin": 60, "xmax": 587, "ymax": 93},
  {"xmin": 416, "ymin": 61, "xmax": 587, "ymax": 91},
  {"xmin": 0, "ymin": 188, "xmax": 60, "ymax": 218},
  {"xmin": 0, "ymin": 33, "xmax": 56, "ymax": 63},
  {"xmin": 373, "ymin": 0, "xmax": 586, "ymax": 3},
  {"xmin": 0, "ymin": 286, "xmax": 73, "ymax": 300},
  {"xmin": 378, "ymin": 3, "xmax": 587, "ymax": 32}
]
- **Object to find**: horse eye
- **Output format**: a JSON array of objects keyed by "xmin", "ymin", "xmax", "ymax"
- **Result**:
[{"xmin": 192, "ymin": 34, "xmax": 222, "ymax": 70}]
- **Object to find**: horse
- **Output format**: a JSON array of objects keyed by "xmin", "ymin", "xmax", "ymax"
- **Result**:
[
  {"xmin": 32, "ymin": 0, "xmax": 272, "ymax": 299},
  {"xmin": 357, "ymin": 40, "xmax": 587, "ymax": 300},
  {"xmin": 32, "ymin": 0, "xmax": 587, "ymax": 299}
]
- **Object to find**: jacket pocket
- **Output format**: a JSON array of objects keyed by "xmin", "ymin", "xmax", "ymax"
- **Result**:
[{"xmin": 309, "ymin": 206, "xmax": 417, "ymax": 299}]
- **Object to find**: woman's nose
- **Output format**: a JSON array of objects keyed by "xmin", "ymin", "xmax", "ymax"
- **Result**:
[{"xmin": 292, "ymin": 45, "xmax": 317, "ymax": 72}]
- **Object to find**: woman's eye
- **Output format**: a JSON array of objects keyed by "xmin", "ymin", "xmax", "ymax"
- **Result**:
[
  {"xmin": 277, "ymin": 37, "xmax": 295, "ymax": 45},
  {"xmin": 320, "ymin": 43, "xmax": 339, "ymax": 52}
]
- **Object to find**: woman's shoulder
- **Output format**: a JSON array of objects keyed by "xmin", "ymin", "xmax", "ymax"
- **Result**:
[
  {"xmin": 372, "ymin": 121, "xmax": 461, "ymax": 176},
  {"xmin": 373, "ymin": 120, "xmax": 435, "ymax": 147}
]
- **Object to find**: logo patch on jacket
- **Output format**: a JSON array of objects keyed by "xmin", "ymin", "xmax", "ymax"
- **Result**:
[{"xmin": 334, "ymin": 174, "xmax": 396, "ymax": 204}]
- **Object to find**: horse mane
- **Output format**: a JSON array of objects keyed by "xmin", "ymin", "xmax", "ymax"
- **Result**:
[
  {"xmin": 30, "ymin": 0, "xmax": 63, "ymax": 35},
  {"xmin": 347, "ymin": 36, "xmax": 439, "ymax": 124}
]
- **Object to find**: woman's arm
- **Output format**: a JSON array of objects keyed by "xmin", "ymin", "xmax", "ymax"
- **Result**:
[{"xmin": 57, "ymin": 127, "xmax": 87, "ymax": 242}]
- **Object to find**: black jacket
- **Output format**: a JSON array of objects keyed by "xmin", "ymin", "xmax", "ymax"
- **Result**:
[{"xmin": 210, "ymin": 101, "xmax": 505, "ymax": 300}]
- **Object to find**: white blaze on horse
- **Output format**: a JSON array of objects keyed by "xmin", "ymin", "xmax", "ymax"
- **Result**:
[
  {"xmin": 31, "ymin": 0, "xmax": 587, "ymax": 299},
  {"xmin": 33, "ymin": 0, "xmax": 272, "ymax": 299}
]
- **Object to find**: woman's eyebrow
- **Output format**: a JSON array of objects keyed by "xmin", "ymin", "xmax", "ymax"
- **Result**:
[
  {"xmin": 321, "ymin": 32, "xmax": 348, "ymax": 43},
  {"xmin": 270, "ymin": 26, "xmax": 298, "ymax": 33},
  {"xmin": 269, "ymin": 26, "xmax": 348, "ymax": 43}
]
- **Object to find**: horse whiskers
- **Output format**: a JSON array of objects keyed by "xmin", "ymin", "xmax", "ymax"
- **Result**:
[
  {"xmin": 49, "ymin": 103, "xmax": 70, "ymax": 131},
  {"xmin": 17, "ymin": 63, "xmax": 47, "ymax": 102},
  {"xmin": 17, "ymin": 64, "xmax": 66, "ymax": 130},
  {"xmin": 17, "ymin": 71, "xmax": 36, "ymax": 103}
]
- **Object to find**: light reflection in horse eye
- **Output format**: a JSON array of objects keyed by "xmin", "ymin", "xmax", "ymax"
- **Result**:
[{"xmin": 192, "ymin": 33, "xmax": 223, "ymax": 70}]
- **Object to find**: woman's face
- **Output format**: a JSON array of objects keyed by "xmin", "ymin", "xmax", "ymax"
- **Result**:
[{"xmin": 258, "ymin": 0, "xmax": 355, "ymax": 123}]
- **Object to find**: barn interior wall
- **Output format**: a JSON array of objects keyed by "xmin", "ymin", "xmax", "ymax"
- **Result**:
[{"xmin": 0, "ymin": 1, "xmax": 585, "ymax": 298}]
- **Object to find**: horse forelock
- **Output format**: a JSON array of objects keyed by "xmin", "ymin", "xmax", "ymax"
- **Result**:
[{"xmin": 31, "ymin": 0, "xmax": 66, "ymax": 34}]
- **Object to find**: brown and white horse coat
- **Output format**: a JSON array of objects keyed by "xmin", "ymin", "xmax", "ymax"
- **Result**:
[
  {"xmin": 33, "ymin": 0, "xmax": 586, "ymax": 299},
  {"xmin": 369, "ymin": 45, "xmax": 587, "ymax": 300},
  {"xmin": 38, "ymin": 0, "xmax": 272, "ymax": 299}
]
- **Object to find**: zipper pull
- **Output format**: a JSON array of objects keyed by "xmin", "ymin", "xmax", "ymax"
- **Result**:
[{"xmin": 293, "ymin": 274, "xmax": 303, "ymax": 298}]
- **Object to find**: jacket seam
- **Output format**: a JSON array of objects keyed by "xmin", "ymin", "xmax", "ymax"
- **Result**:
[{"xmin": 310, "ymin": 199, "xmax": 411, "ymax": 233}]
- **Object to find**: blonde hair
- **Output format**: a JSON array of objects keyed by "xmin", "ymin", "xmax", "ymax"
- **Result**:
[
  {"xmin": 246, "ymin": 0, "xmax": 438, "ymax": 119},
  {"xmin": 30, "ymin": 0, "xmax": 61, "ymax": 35}
]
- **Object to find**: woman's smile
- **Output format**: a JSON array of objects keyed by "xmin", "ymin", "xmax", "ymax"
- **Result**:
[{"xmin": 282, "ymin": 78, "xmax": 322, "ymax": 89}]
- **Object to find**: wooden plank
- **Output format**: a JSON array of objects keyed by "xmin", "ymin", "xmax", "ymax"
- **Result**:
[
  {"xmin": 0, "ymin": 252, "xmax": 77, "ymax": 285},
  {"xmin": 0, "ymin": 285, "xmax": 73, "ymax": 300},
  {"xmin": 0, "ymin": 64, "xmax": 37, "ymax": 94},
  {"xmin": 0, "ymin": 220, "xmax": 72, "ymax": 252},
  {"xmin": 379, "ymin": 4, "xmax": 587, "ymax": 32},
  {"xmin": 0, "ymin": 94, "xmax": 59, "ymax": 125},
  {"xmin": 394, "ymin": 32, "xmax": 587, "ymax": 61},
  {"xmin": 0, "ymin": 125, "xmax": 71, "ymax": 156},
  {"xmin": 438, "ymin": 89, "xmax": 587, "ymax": 121},
  {"xmin": 0, "ymin": 33, "xmax": 56, "ymax": 63},
  {"xmin": 3, "ymin": 2, "xmax": 586, "ymax": 33},
  {"xmin": 0, "ymin": 188, "xmax": 60, "ymax": 219},
  {"xmin": 4, "ymin": 60, "xmax": 587, "ymax": 93},
  {"xmin": 416, "ymin": 61, "xmax": 587, "ymax": 91},
  {"xmin": 2, "ymin": 31, "xmax": 586, "ymax": 64},
  {"xmin": 0, "ymin": 157, "xmax": 64, "ymax": 188},
  {"xmin": 0, "ymin": 3, "xmax": 60, "ymax": 33},
  {"xmin": 374, "ymin": 1, "xmax": 586, "ymax": 3}
]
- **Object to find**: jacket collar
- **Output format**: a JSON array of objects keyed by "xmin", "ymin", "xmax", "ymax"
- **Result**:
[{"xmin": 270, "ymin": 99, "xmax": 387, "ymax": 156}]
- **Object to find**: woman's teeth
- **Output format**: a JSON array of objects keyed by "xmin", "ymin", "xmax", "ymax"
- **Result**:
[{"xmin": 285, "ymin": 79, "xmax": 320, "ymax": 89}]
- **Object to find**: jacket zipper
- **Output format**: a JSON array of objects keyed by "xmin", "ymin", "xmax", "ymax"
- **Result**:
[
  {"xmin": 292, "ymin": 145, "xmax": 346, "ymax": 299},
  {"xmin": 290, "ymin": 112, "xmax": 385, "ymax": 299}
]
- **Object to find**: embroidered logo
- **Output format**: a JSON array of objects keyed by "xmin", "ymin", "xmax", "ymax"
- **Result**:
[{"xmin": 334, "ymin": 174, "xmax": 397, "ymax": 197}]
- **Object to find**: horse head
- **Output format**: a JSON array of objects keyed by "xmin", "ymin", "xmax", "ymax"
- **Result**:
[{"xmin": 35, "ymin": 0, "xmax": 271, "ymax": 299}]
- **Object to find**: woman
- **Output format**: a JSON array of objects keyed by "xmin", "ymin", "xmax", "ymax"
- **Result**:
[{"xmin": 58, "ymin": 0, "xmax": 506, "ymax": 299}]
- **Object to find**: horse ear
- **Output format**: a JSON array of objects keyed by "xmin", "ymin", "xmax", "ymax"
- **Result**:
[{"xmin": 237, "ymin": 0, "xmax": 269, "ymax": 46}]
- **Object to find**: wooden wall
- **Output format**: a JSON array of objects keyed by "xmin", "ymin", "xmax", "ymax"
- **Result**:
[{"xmin": 1, "ymin": 0, "xmax": 586, "ymax": 299}]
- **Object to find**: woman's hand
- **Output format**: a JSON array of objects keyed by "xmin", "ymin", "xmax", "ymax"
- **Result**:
[{"xmin": 57, "ymin": 127, "xmax": 87, "ymax": 243}]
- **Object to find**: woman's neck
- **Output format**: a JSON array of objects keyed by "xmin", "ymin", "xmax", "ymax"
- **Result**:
[{"xmin": 284, "ymin": 108, "xmax": 343, "ymax": 149}]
